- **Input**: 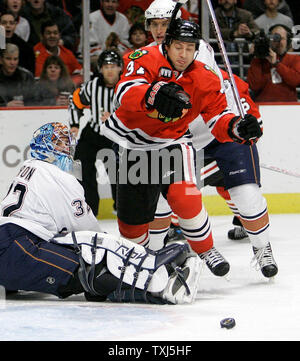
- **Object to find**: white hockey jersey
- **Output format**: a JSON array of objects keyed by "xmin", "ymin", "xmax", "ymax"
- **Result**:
[
  {"xmin": 0, "ymin": 159, "xmax": 101, "ymax": 241},
  {"xmin": 190, "ymin": 40, "xmax": 225, "ymax": 150},
  {"xmin": 78, "ymin": 10, "xmax": 131, "ymax": 56}
]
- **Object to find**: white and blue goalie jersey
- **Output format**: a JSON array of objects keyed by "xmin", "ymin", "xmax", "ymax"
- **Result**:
[{"xmin": 0, "ymin": 159, "xmax": 101, "ymax": 241}]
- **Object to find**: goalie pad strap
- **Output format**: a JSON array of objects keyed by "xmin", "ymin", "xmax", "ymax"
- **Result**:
[
  {"xmin": 55, "ymin": 231, "xmax": 193, "ymax": 302},
  {"xmin": 68, "ymin": 231, "xmax": 169, "ymax": 300},
  {"xmin": 71, "ymin": 232, "xmax": 99, "ymax": 296},
  {"xmin": 115, "ymin": 247, "xmax": 135, "ymax": 302},
  {"xmin": 143, "ymin": 270, "xmax": 155, "ymax": 303},
  {"xmin": 87, "ymin": 233, "xmax": 99, "ymax": 296},
  {"xmin": 130, "ymin": 253, "xmax": 148, "ymax": 303}
]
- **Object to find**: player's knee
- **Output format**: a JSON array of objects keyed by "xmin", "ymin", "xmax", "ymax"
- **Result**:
[
  {"xmin": 167, "ymin": 181, "xmax": 203, "ymax": 218},
  {"xmin": 228, "ymin": 183, "xmax": 267, "ymax": 216}
]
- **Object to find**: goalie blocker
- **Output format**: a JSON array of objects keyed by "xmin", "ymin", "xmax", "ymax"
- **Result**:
[{"xmin": 0, "ymin": 223, "xmax": 201, "ymax": 305}]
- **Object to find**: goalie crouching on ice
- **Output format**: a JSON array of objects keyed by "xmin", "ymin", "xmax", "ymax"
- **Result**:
[{"xmin": 0, "ymin": 122, "xmax": 201, "ymax": 304}]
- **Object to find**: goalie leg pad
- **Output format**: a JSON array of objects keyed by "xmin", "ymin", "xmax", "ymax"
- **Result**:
[
  {"xmin": 159, "ymin": 252, "xmax": 202, "ymax": 304},
  {"xmin": 54, "ymin": 231, "xmax": 198, "ymax": 303}
]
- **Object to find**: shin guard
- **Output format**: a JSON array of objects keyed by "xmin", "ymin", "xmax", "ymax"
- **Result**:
[
  {"xmin": 118, "ymin": 219, "xmax": 150, "ymax": 247},
  {"xmin": 228, "ymin": 184, "xmax": 269, "ymax": 248},
  {"xmin": 217, "ymin": 186, "xmax": 239, "ymax": 218},
  {"xmin": 167, "ymin": 181, "xmax": 214, "ymax": 253}
]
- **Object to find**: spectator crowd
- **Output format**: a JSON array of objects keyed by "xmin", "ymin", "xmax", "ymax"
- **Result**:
[{"xmin": 0, "ymin": 0, "xmax": 299, "ymax": 106}]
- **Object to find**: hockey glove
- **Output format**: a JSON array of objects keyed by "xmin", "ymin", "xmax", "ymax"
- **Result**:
[
  {"xmin": 228, "ymin": 114, "xmax": 263, "ymax": 145},
  {"xmin": 145, "ymin": 81, "xmax": 192, "ymax": 121}
]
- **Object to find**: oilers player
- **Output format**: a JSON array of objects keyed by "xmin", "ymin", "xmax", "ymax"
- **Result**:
[
  {"xmin": 0, "ymin": 122, "xmax": 201, "ymax": 304},
  {"xmin": 141, "ymin": 0, "xmax": 278, "ymax": 278}
]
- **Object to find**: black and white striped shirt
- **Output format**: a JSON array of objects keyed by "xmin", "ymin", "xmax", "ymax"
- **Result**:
[{"xmin": 69, "ymin": 76, "xmax": 116, "ymax": 134}]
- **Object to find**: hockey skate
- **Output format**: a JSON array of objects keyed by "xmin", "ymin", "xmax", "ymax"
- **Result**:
[
  {"xmin": 199, "ymin": 247, "xmax": 230, "ymax": 276},
  {"xmin": 252, "ymin": 242, "xmax": 278, "ymax": 278},
  {"xmin": 228, "ymin": 226, "xmax": 248, "ymax": 241},
  {"xmin": 164, "ymin": 224, "xmax": 185, "ymax": 243},
  {"xmin": 228, "ymin": 216, "xmax": 248, "ymax": 241}
]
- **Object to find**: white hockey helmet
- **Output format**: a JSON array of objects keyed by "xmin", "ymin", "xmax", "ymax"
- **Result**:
[{"xmin": 144, "ymin": 0, "xmax": 182, "ymax": 30}]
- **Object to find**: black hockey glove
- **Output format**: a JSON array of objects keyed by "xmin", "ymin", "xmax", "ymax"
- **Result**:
[
  {"xmin": 228, "ymin": 114, "xmax": 263, "ymax": 145},
  {"xmin": 145, "ymin": 81, "xmax": 192, "ymax": 121}
]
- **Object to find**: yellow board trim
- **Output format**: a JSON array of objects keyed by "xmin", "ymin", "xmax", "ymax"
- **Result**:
[
  {"xmin": 202, "ymin": 193, "xmax": 300, "ymax": 215},
  {"xmin": 97, "ymin": 193, "xmax": 300, "ymax": 219},
  {"xmin": 261, "ymin": 193, "xmax": 300, "ymax": 214},
  {"xmin": 97, "ymin": 198, "xmax": 117, "ymax": 219}
]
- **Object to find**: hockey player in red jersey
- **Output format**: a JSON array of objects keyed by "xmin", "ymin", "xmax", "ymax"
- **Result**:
[
  {"xmin": 101, "ymin": 19, "xmax": 263, "ymax": 277},
  {"xmin": 141, "ymin": 0, "xmax": 277, "ymax": 279},
  {"xmin": 143, "ymin": 0, "xmax": 221, "ymax": 246}
]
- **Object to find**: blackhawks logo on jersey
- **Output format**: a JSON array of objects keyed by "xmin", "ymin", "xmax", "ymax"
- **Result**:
[
  {"xmin": 147, "ymin": 109, "xmax": 189, "ymax": 123},
  {"xmin": 128, "ymin": 49, "xmax": 148, "ymax": 60}
]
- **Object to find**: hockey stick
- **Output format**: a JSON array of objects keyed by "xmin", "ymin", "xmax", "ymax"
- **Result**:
[
  {"xmin": 169, "ymin": 0, "xmax": 188, "ymax": 20},
  {"xmin": 205, "ymin": 0, "xmax": 245, "ymax": 118},
  {"xmin": 205, "ymin": 4, "xmax": 299, "ymax": 179},
  {"xmin": 260, "ymin": 163, "xmax": 300, "ymax": 179},
  {"xmin": 169, "ymin": 0, "xmax": 188, "ymax": 26}
]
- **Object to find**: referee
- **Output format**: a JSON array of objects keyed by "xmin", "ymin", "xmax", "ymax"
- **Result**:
[{"xmin": 69, "ymin": 49, "xmax": 123, "ymax": 217}]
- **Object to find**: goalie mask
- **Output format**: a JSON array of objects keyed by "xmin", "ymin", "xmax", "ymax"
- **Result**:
[{"xmin": 30, "ymin": 122, "xmax": 77, "ymax": 172}]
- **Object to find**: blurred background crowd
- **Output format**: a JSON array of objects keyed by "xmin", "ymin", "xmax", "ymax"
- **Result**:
[{"xmin": 0, "ymin": 0, "xmax": 299, "ymax": 107}]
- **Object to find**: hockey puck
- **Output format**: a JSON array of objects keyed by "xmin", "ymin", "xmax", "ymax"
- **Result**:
[{"xmin": 220, "ymin": 318, "xmax": 236, "ymax": 329}]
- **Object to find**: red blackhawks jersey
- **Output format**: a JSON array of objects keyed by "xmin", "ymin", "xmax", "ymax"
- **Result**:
[
  {"xmin": 100, "ymin": 45, "xmax": 236, "ymax": 150},
  {"xmin": 190, "ymin": 69, "xmax": 263, "ymax": 150}
]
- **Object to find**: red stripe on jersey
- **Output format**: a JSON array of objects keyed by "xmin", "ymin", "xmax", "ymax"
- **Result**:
[{"xmin": 201, "ymin": 163, "xmax": 218, "ymax": 175}]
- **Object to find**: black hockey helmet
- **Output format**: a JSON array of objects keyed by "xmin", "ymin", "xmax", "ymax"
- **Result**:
[
  {"xmin": 164, "ymin": 19, "xmax": 201, "ymax": 50},
  {"xmin": 97, "ymin": 49, "xmax": 123, "ymax": 70}
]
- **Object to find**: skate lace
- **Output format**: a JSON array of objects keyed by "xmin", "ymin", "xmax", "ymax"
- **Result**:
[
  {"xmin": 251, "ymin": 243, "xmax": 275, "ymax": 270},
  {"xmin": 199, "ymin": 247, "xmax": 224, "ymax": 268}
]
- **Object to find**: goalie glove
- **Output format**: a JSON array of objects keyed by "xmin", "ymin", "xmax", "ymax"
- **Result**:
[
  {"xmin": 228, "ymin": 114, "xmax": 263, "ymax": 145},
  {"xmin": 145, "ymin": 81, "xmax": 192, "ymax": 121}
]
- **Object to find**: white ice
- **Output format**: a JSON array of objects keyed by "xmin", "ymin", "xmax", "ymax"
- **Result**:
[{"xmin": 1, "ymin": 214, "xmax": 299, "ymax": 341}]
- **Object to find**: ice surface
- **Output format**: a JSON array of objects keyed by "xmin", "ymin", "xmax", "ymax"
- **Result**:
[{"xmin": 1, "ymin": 214, "xmax": 300, "ymax": 341}]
